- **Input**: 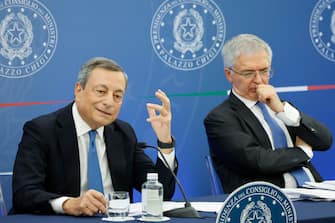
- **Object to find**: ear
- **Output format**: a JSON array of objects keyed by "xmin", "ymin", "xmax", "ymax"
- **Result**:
[
  {"xmin": 224, "ymin": 67, "xmax": 233, "ymax": 83},
  {"xmin": 74, "ymin": 83, "xmax": 82, "ymax": 96}
]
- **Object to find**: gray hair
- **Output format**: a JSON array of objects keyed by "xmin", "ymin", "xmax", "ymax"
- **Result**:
[
  {"xmin": 77, "ymin": 57, "xmax": 128, "ymax": 89},
  {"xmin": 221, "ymin": 34, "xmax": 273, "ymax": 68}
]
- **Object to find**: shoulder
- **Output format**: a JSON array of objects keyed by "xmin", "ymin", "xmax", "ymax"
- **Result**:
[
  {"xmin": 113, "ymin": 119, "xmax": 132, "ymax": 129},
  {"xmin": 109, "ymin": 119, "xmax": 136, "ymax": 136},
  {"xmin": 204, "ymin": 98, "xmax": 234, "ymax": 122},
  {"xmin": 24, "ymin": 103, "xmax": 72, "ymax": 131}
]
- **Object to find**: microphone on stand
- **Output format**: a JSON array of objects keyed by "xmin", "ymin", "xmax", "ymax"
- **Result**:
[{"xmin": 137, "ymin": 142, "xmax": 200, "ymax": 218}]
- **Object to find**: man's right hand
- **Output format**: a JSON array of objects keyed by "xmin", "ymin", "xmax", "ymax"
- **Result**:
[
  {"xmin": 296, "ymin": 136, "xmax": 312, "ymax": 151},
  {"xmin": 62, "ymin": 190, "xmax": 107, "ymax": 216},
  {"xmin": 295, "ymin": 136, "xmax": 314, "ymax": 159},
  {"xmin": 256, "ymin": 84, "xmax": 284, "ymax": 113}
]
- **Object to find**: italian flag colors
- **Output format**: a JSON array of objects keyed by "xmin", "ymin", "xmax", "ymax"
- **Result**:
[{"xmin": 0, "ymin": 84, "xmax": 335, "ymax": 108}]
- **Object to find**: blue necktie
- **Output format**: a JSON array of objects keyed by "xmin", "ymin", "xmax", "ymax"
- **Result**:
[
  {"xmin": 257, "ymin": 102, "xmax": 310, "ymax": 187},
  {"xmin": 88, "ymin": 130, "xmax": 104, "ymax": 193}
]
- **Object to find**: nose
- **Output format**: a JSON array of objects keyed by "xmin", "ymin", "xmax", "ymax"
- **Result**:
[
  {"xmin": 253, "ymin": 71, "xmax": 263, "ymax": 82},
  {"xmin": 102, "ymin": 92, "xmax": 116, "ymax": 107}
]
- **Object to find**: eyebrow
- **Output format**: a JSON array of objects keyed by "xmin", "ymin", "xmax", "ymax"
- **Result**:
[
  {"xmin": 241, "ymin": 67, "xmax": 270, "ymax": 71},
  {"xmin": 113, "ymin": 89, "xmax": 125, "ymax": 94},
  {"xmin": 95, "ymin": 84, "xmax": 123, "ymax": 90}
]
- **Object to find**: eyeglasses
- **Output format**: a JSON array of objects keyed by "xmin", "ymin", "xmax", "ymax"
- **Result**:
[{"xmin": 228, "ymin": 67, "xmax": 273, "ymax": 79}]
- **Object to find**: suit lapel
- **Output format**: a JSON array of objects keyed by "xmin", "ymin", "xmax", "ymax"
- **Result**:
[
  {"xmin": 229, "ymin": 93, "xmax": 272, "ymax": 148},
  {"xmin": 56, "ymin": 103, "xmax": 81, "ymax": 195},
  {"xmin": 104, "ymin": 123, "xmax": 128, "ymax": 190}
]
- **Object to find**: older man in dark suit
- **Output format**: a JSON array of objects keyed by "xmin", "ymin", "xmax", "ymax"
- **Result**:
[
  {"xmin": 204, "ymin": 34, "xmax": 332, "ymax": 193},
  {"xmin": 12, "ymin": 57, "xmax": 176, "ymax": 215}
]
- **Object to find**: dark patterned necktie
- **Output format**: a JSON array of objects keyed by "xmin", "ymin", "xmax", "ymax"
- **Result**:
[{"xmin": 257, "ymin": 102, "xmax": 310, "ymax": 186}]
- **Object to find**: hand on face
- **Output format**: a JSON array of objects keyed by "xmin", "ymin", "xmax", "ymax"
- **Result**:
[
  {"xmin": 62, "ymin": 189, "xmax": 107, "ymax": 216},
  {"xmin": 146, "ymin": 89, "xmax": 172, "ymax": 151},
  {"xmin": 256, "ymin": 84, "xmax": 284, "ymax": 113},
  {"xmin": 227, "ymin": 50, "xmax": 272, "ymax": 102}
]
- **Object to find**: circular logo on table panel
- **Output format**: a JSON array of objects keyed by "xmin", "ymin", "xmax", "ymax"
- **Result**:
[
  {"xmin": 216, "ymin": 182, "xmax": 297, "ymax": 223},
  {"xmin": 150, "ymin": 0, "xmax": 226, "ymax": 71},
  {"xmin": 310, "ymin": 0, "xmax": 335, "ymax": 62},
  {"xmin": 0, "ymin": 0, "xmax": 57, "ymax": 78}
]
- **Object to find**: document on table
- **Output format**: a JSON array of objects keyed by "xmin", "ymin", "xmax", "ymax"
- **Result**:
[
  {"xmin": 302, "ymin": 180, "xmax": 335, "ymax": 190},
  {"xmin": 282, "ymin": 180, "xmax": 335, "ymax": 201},
  {"xmin": 164, "ymin": 201, "xmax": 224, "ymax": 213},
  {"xmin": 129, "ymin": 201, "xmax": 224, "ymax": 216}
]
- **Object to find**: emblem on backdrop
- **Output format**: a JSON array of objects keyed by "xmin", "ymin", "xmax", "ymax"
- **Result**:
[
  {"xmin": 310, "ymin": 0, "xmax": 335, "ymax": 62},
  {"xmin": 150, "ymin": 0, "xmax": 226, "ymax": 71},
  {"xmin": 216, "ymin": 182, "xmax": 297, "ymax": 223},
  {"xmin": 0, "ymin": 0, "xmax": 57, "ymax": 78}
]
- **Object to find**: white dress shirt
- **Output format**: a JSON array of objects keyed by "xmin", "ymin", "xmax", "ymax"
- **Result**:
[
  {"xmin": 49, "ymin": 103, "xmax": 175, "ymax": 213},
  {"xmin": 233, "ymin": 90, "xmax": 315, "ymax": 188}
]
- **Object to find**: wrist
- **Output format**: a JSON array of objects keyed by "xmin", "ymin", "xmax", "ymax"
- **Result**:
[{"xmin": 157, "ymin": 136, "xmax": 175, "ymax": 149}]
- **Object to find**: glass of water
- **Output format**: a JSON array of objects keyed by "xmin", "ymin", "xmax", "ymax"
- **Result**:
[{"xmin": 105, "ymin": 191, "xmax": 130, "ymax": 221}]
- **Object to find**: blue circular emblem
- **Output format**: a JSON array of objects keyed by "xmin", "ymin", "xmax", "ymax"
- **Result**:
[
  {"xmin": 217, "ymin": 182, "xmax": 297, "ymax": 223},
  {"xmin": 0, "ymin": 0, "xmax": 57, "ymax": 78},
  {"xmin": 150, "ymin": 0, "xmax": 226, "ymax": 71},
  {"xmin": 310, "ymin": 0, "xmax": 335, "ymax": 62}
]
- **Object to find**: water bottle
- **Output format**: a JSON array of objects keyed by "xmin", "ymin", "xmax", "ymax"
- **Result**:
[{"xmin": 141, "ymin": 173, "xmax": 163, "ymax": 220}]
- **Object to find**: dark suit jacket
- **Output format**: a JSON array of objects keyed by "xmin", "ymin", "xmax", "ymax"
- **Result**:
[
  {"xmin": 204, "ymin": 93, "xmax": 333, "ymax": 193},
  {"xmin": 12, "ymin": 103, "xmax": 176, "ymax": 214}
]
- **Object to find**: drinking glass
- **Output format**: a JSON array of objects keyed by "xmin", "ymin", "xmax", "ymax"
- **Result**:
[{"xmin": 105, "ymin": 191, "xmax": 130, "ymax": 221}]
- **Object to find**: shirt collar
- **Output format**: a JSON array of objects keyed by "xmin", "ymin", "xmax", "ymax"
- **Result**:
[
  {"xmin": 72, "ymin": 103, "xmax": 104, "ymax": 138},
  {"xmin": 231, "ymin": 89, "xmax": 258, "ymax": 109}
]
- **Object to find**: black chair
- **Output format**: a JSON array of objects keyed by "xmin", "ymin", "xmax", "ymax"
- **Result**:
[{"xmin": 204, "ymin": 155, "xmax": 224, "ymax": 195}]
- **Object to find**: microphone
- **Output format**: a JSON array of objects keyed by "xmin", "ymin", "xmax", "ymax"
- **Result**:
[{"xmin": 137, "ymin": 142, "xmax": 200, "ymax": 218}]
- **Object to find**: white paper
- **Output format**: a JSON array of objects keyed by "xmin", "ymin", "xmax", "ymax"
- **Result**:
[
  {"xmin": 164, "ymin": 201, "xmax": 223, "ymax": 213},
  {"xmin": 282, "ymin": 187, "xmax": 335, "ymax": 201},
  {"xmin": 302, "ymin": 181, "xmax": 335, "ymax": 191},
  {"xmin": 129, "ymin": 201, "xmax": 224, "ymax": 216}
]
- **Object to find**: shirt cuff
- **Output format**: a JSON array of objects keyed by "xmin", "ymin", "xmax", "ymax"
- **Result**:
[
  {"xmin": 276, "ymin": 102, "xmax": 300, "ymax": 126},
  {"xmin": 49, "ymin": 196, "xmax": 71, "ymax": 214},
  {"xmin": 158, "ymin": 149, "xmax": 176, "ymax": 170},
  {"xmin": 298, "ymin": 145, "xmax": 314, "ymax": 159}
]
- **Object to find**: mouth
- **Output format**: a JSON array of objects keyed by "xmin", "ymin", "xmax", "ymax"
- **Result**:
[
  {"xmin": 96, "ymin": 108, "xmax": 112, "ymax": 116},
  {"xmin": 250, "ymin": 87, "xmax": 257, "ymax": 92}
]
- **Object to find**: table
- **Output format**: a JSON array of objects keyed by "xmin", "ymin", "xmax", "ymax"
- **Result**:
[
  {"xmin": 194, "ymin": 194, "xmax": 335, "ymax": 223},
  {"xmin": 1, "ymin": 195, "xmax": 335, "ymax": 223}
]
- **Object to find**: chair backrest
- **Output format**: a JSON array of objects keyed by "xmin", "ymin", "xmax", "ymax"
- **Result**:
[
  {"xmin": 0, "ymin": 183, "xmax": 7, "ymax": 216},
  {"xmin": 204, "ymin": 155, "xmax": 224, "ymax": 195},
  {"xmin": 0, "ymin": 173, "xmax": 12, "ymax": 216}
]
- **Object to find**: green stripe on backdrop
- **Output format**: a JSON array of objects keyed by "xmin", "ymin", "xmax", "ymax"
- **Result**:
[{"xmin": 145, "ymin": 90, "xmax": 229, "ymax": 98}]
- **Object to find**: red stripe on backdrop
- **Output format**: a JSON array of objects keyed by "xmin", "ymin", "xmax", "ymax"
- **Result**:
[
  {"xmin": 1, "ymin": 84, "xmax": 335, "ymax": 108},
  {"xmin": 0, "ymin": 100, "xmax": 71, "ymax": 108},
  {"xmin": 308, "ymin": 85, "xmax": 335, "ymax": 91}
]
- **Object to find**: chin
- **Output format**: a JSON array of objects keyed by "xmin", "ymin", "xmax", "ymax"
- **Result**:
[{"xmin": 247, "ymin": 95, "xmax": 258, "ymax": 101}]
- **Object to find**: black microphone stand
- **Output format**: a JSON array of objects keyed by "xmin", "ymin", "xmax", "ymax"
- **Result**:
[{"xmin": 138, "ymin": 142, "xmax": 201, "ymax": 218}]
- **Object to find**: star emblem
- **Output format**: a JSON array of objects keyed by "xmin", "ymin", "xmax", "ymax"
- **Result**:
[
  {"xmin": 180, "ymin": 17, "xmax": 196, "ymax": 40},
  {"xmin": 6, "ymin": 22, "xmax": 25, "ymax": 45},
  {"xmin": 246, "ymin": 211, "xmax": 265, "ymax": 223}
]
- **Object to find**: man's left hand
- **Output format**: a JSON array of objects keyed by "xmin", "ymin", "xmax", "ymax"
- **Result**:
[{"xmin": 146, "ymin": 89, "xmax": 173, "ymax": 154}]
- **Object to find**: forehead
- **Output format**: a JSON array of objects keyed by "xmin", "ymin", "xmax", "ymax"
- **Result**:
[
  {"xmin": 234, "ymin": 50, "xmax": 270, "ymax": 69},
  {"xmin": 87, "ymin": 67, "xmax": 126, "ymax": 90}
]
